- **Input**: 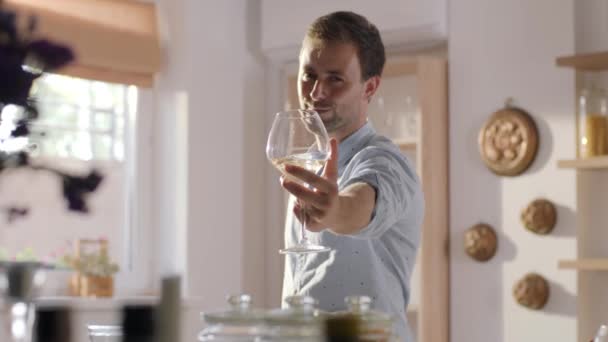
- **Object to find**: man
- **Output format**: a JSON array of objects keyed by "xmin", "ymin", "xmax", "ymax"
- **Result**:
[{"xmin": 280, "ymin": 11, "xmax": 424, "ymax": 341}]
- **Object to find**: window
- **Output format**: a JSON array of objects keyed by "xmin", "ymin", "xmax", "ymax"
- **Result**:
[
  {"xmin": 0, "ymin": 74, "xmax": 149, "ymax": 295},
  {"xmin": 33, "ymin": 74, "xmax": 135, "ymax": 161}
]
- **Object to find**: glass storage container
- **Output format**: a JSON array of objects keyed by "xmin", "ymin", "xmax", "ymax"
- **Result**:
[
  {"xmin": 198, "ymin": 294, "xmax": 267, "ymax": 342},
  {"xmin": 87, "ymin": 324, "xmax": 122, "ymax": 342},
  {"xmin": 264, "ymin": 295, "xmax": 325, "ymax": 342},
  {"xmin": 579, "ymin": 85, "xmax": 608, "ymax": 158},
  {"xmin": 332, "ymin": 296, "xmax": 395, "ymax": 342}
]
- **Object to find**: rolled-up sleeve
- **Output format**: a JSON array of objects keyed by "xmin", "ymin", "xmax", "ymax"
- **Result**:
[{"xmin": 340, "ymin": 148, "xmax": 418, "ymax": 239}]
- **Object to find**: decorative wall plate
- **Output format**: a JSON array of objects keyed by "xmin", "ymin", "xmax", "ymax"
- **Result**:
[
  {"xmin": 521, "ymin": 198, "xmax": 557, "ymax": 235},
  {"xmin": 478, "ymin": 105, "xmax": 539, "ymax": 176},
  {"xmin": 513, "ymin": 273, "xmax": 549, "ymax": 310},
  {"xmin": 464, "ymin": 223, "xmax": 497, "ymax": 262}
]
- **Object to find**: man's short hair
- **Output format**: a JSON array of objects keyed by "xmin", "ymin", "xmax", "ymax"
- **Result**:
[{"xmin": 305, "ymin": 11, "xmax": 386, "ymax": 80}]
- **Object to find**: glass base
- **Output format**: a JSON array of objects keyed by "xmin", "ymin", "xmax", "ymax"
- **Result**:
[{"xmin": 279, "ymin": 243, "xmax": 331, "ymax": 255}]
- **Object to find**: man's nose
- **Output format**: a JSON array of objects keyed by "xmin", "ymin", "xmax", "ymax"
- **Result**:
[{"xmin": 310, "ymin": 80, "xmax": 327, "ymax": 101}]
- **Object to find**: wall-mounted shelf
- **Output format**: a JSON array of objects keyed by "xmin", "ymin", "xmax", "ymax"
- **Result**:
[
  {"xmin": 557, "ymin": 156, "xmax": 608, "ymax": 169},
  {"xmin": 558, "ymin": 259, "xmax": 608, "ymax": 271},
  {"xmin": 394, "ymin": 138, "xmax": 418, "ymax": 150},
  {"xmin": 556, "ymin": 51, "xmax": 608, "ymax": 71}
]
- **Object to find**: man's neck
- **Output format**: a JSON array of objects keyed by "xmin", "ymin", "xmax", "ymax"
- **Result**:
[{"xmin": 331, "ymin": 121, "xmax": 367, "ymax": 143}]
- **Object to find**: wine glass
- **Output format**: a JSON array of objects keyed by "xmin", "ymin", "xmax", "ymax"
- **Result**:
[{"xmin": 266, "ymin": 109, "xmax": 331, "ymax": 254}]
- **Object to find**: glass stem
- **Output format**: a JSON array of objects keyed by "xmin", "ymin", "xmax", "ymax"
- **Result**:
[{"xmin": 299, "ymin": 206, "xmax": 309, "ymax": 245}]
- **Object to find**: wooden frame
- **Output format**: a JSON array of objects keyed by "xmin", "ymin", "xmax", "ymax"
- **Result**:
[{"xmin": 414, "ymin": 57, "xmax": 449, "ymax": 342}]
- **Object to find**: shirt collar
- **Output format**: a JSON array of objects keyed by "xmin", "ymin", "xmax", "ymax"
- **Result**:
[{"xmin": 337, "ymin": 121, "xmax": 375, "ymax": 170}]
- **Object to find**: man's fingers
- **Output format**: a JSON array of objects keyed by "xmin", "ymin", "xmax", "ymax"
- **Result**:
[
  {"xmin": 284, "ymin": 164, "xmax": 335, "ymax": 194},
  {"xmin": 322, "ymin": 138, "xmax": 339, "ymax": 182},
  {"xmin": 293, "ymin": 204, "xmax": 325, "ymax": 232},
  {"xmin": 281, "ymin": 179, "xmax": 331, "ymax": 209}
]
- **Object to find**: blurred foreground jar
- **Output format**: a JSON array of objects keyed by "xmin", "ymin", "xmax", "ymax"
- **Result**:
[
  {"xmin": 579, "ymin": 85, "xmax": 608, "ymax": 158},
  {"xmin": 33, "ymin": 306, "xmax": 72, "ymax": 342},
  {"xmin": 121, "ymin": 305, "xmax": 155, "ymax": 342},
  {"xmin": 198, "ymin": 294, "xmax": 267, "ymax": 341},
  {"xmin": 332, "ymin": 296, "xmax": 395, "ymax": 342},
  {"xmin": 323, "ymin": 315, "xmax": 360, "ymax": 342},
  {"xmin": 87, "ymin": 324, "xmax": 122, "ymax": 342},
  {"xmin": 264, "ymin": 295, "xmax": 325, "ymax": 342}
]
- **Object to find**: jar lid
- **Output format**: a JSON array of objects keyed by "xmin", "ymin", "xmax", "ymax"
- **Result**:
[
  {"xmin": 202, "ymin": 294, "xmax": 266, "ymax": 325},
  {"xmin": 265, "ymin": 295, "xmax": 325, "ymax": 326},
  {"xmin": 340, "ymin": 296, "xmax": 392, "ymax": 322},
  {"xmin": 87, "ymin": 324, "xmax": 122, "ymax": 337}
]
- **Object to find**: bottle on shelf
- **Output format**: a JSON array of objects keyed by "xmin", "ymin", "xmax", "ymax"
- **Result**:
[{"xmin": 579, "ymin": 84, "xmax": 608, "ymax": 158}]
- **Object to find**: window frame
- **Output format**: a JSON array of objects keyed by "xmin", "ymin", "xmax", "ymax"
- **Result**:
[
  {"xmin": 112, "ymin": 88, "xmax": 157, "ymax": 295},
  {"xmin": 12, "ymin": 80, "xmax": 158, "ymax": 297}
]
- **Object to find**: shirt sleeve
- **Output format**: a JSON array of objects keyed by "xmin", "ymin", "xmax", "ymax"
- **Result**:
[{"xmin": 339, "ymin": 147, "xmax": 420, "ymax": 239}]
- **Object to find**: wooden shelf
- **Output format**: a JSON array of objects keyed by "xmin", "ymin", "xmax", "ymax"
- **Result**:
[
  {"xmin": 558, "ymin": 259, "xmax": 608, "ymax": 271},
  {"xmin": 394, "ymin": 138, "xmax": 417, "ymax": 150},
  {"xmin": 556, "ymin": 51, "xmax": 608, "ymax": 71},
  {"xmin": 557, "ymin": 156, "xmax": 608, "ymax": 169}
]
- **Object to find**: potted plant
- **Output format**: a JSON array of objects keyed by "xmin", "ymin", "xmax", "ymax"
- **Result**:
[{"xmin": 60, "ymin": 239, "xmax": 119, "ymax": 298}]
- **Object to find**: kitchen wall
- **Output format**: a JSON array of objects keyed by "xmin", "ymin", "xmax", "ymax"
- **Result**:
[
  {"xmin": 152, "ymin": 0, "xmax": 267, "ymax": 307},
  {"xmin": 449, "ymin": 0, "xmax": 578, "ymax": 341},
  {"xmin": 6, "ymin": 0, "xmax": 608, "ymax": 341},
  {"xmin": 76, "ymin": 0, "xmax": 589, "ymax": 341}
]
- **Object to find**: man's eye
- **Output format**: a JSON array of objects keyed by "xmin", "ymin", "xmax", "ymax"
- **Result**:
[
  {"xmin": 328, "ymin": 75, "xmax": 343, "ymax": 82},
  {"xmin": 301, "ymin": 73, "xmax": 316, "ymax": 81}
]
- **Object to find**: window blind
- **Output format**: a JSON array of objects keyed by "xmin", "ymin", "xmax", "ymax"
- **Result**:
[{"xmin": 5, "ymin": 0, "xmax": 161, "ymax": 87}]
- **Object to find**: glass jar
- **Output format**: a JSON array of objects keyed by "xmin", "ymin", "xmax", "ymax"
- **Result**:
[
  {"xmin": 87, "ymin": 324, "xmax": 122, "ymax": 342},
  {"xmin": 264, "ymin": 295, "xmax": 325, "ymax": 342},
  {"xmin": 579, "ymin": 85, "xmax": 608, "ymax": 158},
  {"xmin": 198, "ymin": 294, "xmax": 267, "ymax": 342},
  {"xmin": 332, "ymin": 296, "xmax": 395, "ymax": 342}
]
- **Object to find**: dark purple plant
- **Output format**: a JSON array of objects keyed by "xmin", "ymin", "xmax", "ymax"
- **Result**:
[
  {"xmin": 27, "ymin": 40, "xmax": 74, "ymax": 70},
  {"xmin": 0, "ymin": 3, "xmax": 103, "ymax": 221}
]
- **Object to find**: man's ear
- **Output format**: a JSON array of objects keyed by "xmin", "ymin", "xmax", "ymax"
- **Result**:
[{"xmin": 364, "ymin": 75, "xmax": 381, "ymax": 102}]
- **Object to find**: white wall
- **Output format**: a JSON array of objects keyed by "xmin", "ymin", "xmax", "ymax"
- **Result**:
[
  {"xmin": 449, "ymin": 1, "xmax": 577, "ymax": 341},
  {"xmin": 0, "ymin": 158, "xmax": 127, "ymax": 294},
  {"xmin": 261, "ymin": 0, "xmax": 446, "ymax": 57},
  {"xmin": 24, "ymin": 1, "xmax": 597, "ymax": 341},
  {"xmin": 153, "ymin": 0, "xmax": 267, "ymax": 309},
  {"xmin": 150, "ymin": 0, "xmax": 267, "ymax": 340}
]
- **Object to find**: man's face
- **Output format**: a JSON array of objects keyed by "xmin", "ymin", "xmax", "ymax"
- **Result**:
[{"xmin": 298, "ymin": 38, "xmax": 377, "ymax": 141}]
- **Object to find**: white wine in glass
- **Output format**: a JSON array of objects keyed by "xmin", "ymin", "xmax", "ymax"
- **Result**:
[{"xmin": 266, "ymin": 109, "xmax": 331, "ymax": 254}]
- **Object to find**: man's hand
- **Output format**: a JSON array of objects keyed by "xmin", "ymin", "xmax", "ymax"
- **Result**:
[
  {"xmin": 281, "ymin": 138, "xmax": 376, "ymax": 235},
  {"xmin": 281, "ymin": 138, "xmax": 340, "ymax": 232}
]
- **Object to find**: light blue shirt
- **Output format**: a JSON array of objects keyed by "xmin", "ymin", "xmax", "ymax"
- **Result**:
[{"xmin": 282, "ymin": 122, "xmax": 424, "ymax": 342}]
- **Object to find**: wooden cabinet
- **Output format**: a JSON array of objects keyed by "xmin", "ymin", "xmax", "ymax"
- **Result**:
[
  {"xmin": 282, "ymin": 54, "xmax": 449, "ymax": 342},
  {"xmin": 555, "ymin": 51, "xmax": 608, "ymax": 342}
]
